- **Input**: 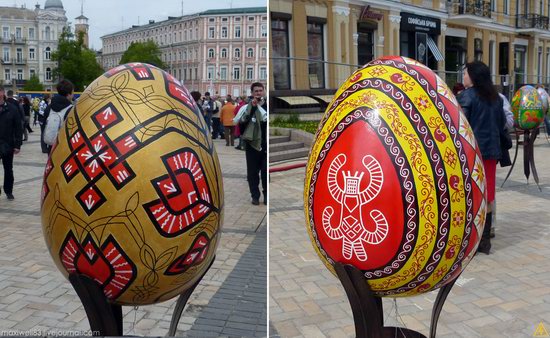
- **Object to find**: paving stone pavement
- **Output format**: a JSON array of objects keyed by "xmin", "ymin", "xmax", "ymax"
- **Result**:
[
  {"xmin": 269, "ymin": 136, "xmax": 550, "ymax": 338},
  {"xmin": 0, "ymin": 131, "xmax": 267, "ymax": 336}
]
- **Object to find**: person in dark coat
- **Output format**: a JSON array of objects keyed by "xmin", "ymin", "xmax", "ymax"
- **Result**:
[
  {"xmin": 457, "ymin": 61, "xmax": 505, "ymax": 255},
  {"xmin": 0, "ymin": 86, "xmax": 23, "ymax": 200},
  {"xmin": 22, "ymin": 96, "xmax": 33, "ymax": 141},
  {"xmin": 6, "ymin": 90, "xmax": 24, "ymax": 141}
]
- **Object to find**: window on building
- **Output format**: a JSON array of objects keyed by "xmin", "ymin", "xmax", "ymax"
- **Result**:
[
  {"xmin": 208, "ymin": 48, "xmax": 215, "ymax": 58},
  {"xmin": 209, "ymin": 18, "xmax": 215, "ymax": 22},
  {"xmin": 3, "ymin": 47, "xmax": 9, "ymax": 62},
  {"xmin": 45, "ymin": 47, "xmax": 51, "ymax": 60},
  {"xmin": 222, "ymin": 17, "xmax": 228, "ymax": 22},
  {"xmin": 272, "ymin": 17, "xmax": 291, "ymax": 90},
  {"xmin": 16, "ymin": 48, "xmax": 22, "ymax": 63},
  {"xmin": 514, "ymin": 45, "xmax": 527, "ymax": 85},
  {"xmin": 30, "ymin": 68, "xmax": 35, "ymax": 78},
  {"xmin": 45, "ymin": 26, "xmax": 51, "ymax": 40},
  {"xmin": 261, "ymin": 47, "xmax": 267, "ymax": 58},
  {"xmin": 234, "ymin": 48, "xmax": 241, "ymax": 59},
  {"xmin": 247, "ymin": 47, "xmax": 254, "ymax": 58},
  {"xmin": 3, "ymin": 27, "xmax": 9, "ymax": 39},
  {"xmin": 248, "ymin": 16, "xmax": 255, "ymax": 21},
  {"xmin": 261, "ymin": 24, "xmax": 267, "ymax": 37},
  {"xmin": 15, "ymin": 27, "xmax": 21, "ymax": 40},
  {"xmin": 195, "ymin": 67, "xmax": 198, "ymax": 80},
  {"xmin": 220, "ymin": 66, "xmax": 227, "ymax": 80},
  {"xmin": 233, "ymin": 67, "xmax": 240, "ymax": 80},
  {"xmin": 221, "ymin": 27, "xmax": 228, "ymax": 38},
  {"xmin": 235, "ymin": 17, "xmax": 241, "ymax": 22},
  {"xmin": 184, "ymin": 68, "xmax": 187, "ymax": 81},
  {"xmin": 183, "ymin": 50, "xmax": 187, "ymax": 60},
  {"xmin": 248, "ymin": 26, "xmax": 255, "ymax": 38},
  {"xmin": 246, "ymin": 66, "xmax": 253, "ymax": 80},
  {"xmin": 208, "ymin": 27, "xmax": 215, "ymax": 39},
  {"xmin": 4, "ymin": 69, "xmax": 10, "ymax": 81},
  {"xmin": 17, "ymin": 69, "xmax": 23, "ymax": 80},
  {"xmin": 207, "ymin": 66, "xmax": 215, "ymax": 79},
  {"xmin": 307, "ymin": 19, "xmax": 325, "ymax": 89},
  {"xmin": 235, "ymin": 26, "xmax": 241, "ymax": 38},
  {"xmin": 46, "ymin": 67, "xmax": 52, "ymax": 81},
  {"xmin": 221, "ymin": 48, "xmax": 227, "ymax": 58},
  {"xmin": 538, "ymin": 46, "xmax": 543, "ymax": 84},
  {"xmin": 259, "ymin": 66, "xmax": 267, "ymax": 80}
]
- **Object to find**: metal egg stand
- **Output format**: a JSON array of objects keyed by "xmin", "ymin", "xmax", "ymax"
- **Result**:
[
  {"xmin": 334, "ymin": 262, "xmax": 457, "ymax": 338},
  {"xmin": 501, "ymin": 128, "xmax": 542, "ymax": 191},
  {"xmin": 69, "ymin": 257, "xmax": 215, "ymax": 336}
]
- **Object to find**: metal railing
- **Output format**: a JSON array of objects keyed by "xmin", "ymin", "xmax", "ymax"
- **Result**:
[
  {"xmin": 448, "ymin": 0, "xmax": 491, "ymax": 18},
  {"xmin": 516, "ymin": 14, "xmax": 550, "ymax": 30}
]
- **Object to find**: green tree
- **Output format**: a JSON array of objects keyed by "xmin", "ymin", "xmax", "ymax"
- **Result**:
[
  {"xmin": 119, "ymin": 40, "xmax": 166, "ymax": 69},
  {"xmin": 23, "ymin": 74, "xmax": 44, "ymax": 91},
  {"xmin": 52, "ymin": 28, "xmax": 103, "ymax": 91}
]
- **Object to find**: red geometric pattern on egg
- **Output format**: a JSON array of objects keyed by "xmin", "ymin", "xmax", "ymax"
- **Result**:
[{"xmin": 41, "ymin": 63, "xmax": 223, "ymax": 305}]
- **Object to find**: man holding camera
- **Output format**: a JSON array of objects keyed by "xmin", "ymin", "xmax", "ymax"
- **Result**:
[{"xmin": 239, "ymin": 82, "xmax": 267, "ymax": 205}]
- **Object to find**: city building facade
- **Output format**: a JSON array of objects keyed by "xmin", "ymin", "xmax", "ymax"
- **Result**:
[
  {"xmin": 0, "ymin": 0, "xmax": 69, "ymax": 91},
  {"xmin": 270, "ymin": 0, "xmax": 550, "ymax": 97},
  {"xmin": 100, "ymin": 7, "xmax": 268, "ymax": 97}
]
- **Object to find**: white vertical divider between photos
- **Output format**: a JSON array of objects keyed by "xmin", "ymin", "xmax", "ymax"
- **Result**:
[{"xmin": 265, "ymin": 1, "xmax": 271, "ymax": 337}]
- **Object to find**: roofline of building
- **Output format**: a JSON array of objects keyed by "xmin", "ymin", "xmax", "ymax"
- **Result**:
[{"xmin": 100, "ymin": 7, "xmax": 267, "ymax": 40}]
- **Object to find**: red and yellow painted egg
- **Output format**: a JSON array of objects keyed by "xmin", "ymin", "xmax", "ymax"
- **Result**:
[
  {"xmin": 41, "ymin": 63, "xmax": 223, "ymax": 305},
  {"xmin": 512, "ymin": 85, "xmax": 544, "ymax": 129},
  {"xmin": 304, "ymin": 56, "xmax": 487, "ymax": 297}
]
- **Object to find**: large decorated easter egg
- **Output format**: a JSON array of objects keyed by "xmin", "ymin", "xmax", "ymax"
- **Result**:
[
  {"xmin": 304, "ymin": 56, "xmax": 487, "ymax": 297},
  {"xmin": 41, "ymin": 63, "xmax": 223, "ymax": 305},
  {"xmin": 537, "ymin": 87, "xmax": 549, "ymax": 115},
  {"xmin": 512, "ymin": 85, "xmax": 544, "ymax": 129}
]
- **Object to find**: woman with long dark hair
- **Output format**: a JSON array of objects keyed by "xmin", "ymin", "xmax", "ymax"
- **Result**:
[{"xmin": 457, "ymin": 61, "xmax": 505, "ymax": 255}]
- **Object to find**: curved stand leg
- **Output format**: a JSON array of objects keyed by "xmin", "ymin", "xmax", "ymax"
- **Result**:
[
  {"xmin": 335, "ymin": 262, "xmax": 429, "ymax": 338},
  {"xmin": 168, "ymin": 256, "xmax": 216, "ymax": 336},
  {"xmin": 429, "ymin": 277, "xmax": 457, "ymax": 338},
  {"xmin": 502, "ymin": 131, "xmax": 520, "ymax": 188},
  {"xmin": 528, "ymin": 130, "xmax": 542, "ymax": 191},
  {"xmin": 524, "ymin": 130, "xmax": 531, "ymax": 181},
  {"xmin": 69, "ymin": 274, "xmax": 123, "ymax": 336}
]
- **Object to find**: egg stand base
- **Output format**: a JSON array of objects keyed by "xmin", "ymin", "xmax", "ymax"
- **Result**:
[
  {"xmin": 501, "ymin": 129, "xmax": 541, "ymax": 191},
  {"xmin": 334, "ymin": 262, "xmax": 457, "ymax": 338},
  {"xmin": 68, "ymin": 256, "xmax": 215, "ymax": 336}
]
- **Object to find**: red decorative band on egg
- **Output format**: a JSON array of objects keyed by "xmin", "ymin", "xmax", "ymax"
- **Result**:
[
  {"xmin": 41, "ymin": 63, "xmax": 223, "ymax": 305},
  {"xmin": 304, "ymin": 56, "xmax": 487, "ymax": 297}
]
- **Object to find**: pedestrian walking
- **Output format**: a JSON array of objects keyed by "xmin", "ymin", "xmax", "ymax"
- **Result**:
[
  {"xmin": 211, "ymin": 95, "xmax": 223, "ymax": 139},
  {"xmin": 457, "ymin": 61, "xmax": 505, "ymax": 255},
  {"xmin": 221, "ymin": 97, "xmax": 236, "ymax": 146},
  {"xmin": 201, "ymin": 92, "xmax": 214, "ymax": 133},
  {"xmin": 6, "ymin": 90, "xmax": 25, "ymax": 141},
  {"xmin": 22, "ymin": 96, "xmax": 34, "ymax": 141},
  {"xmin": 37, "ymin": 94, "xmax": 51, "ymax": 153},
  {"xmin": 0, "ymin": 85, "xmax": 23, "ymax": 200},
  {"xmin": 239, "ymin": 82, "xmax": 267, "ymax": 205},
  {"xmin": 43, "ymin": 80, "xmax": 74, "ymax": 147}
]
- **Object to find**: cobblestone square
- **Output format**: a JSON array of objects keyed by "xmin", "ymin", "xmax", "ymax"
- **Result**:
[
  {"xmin": 270, "ymin": 136, "xmax": 550, "ymax": 338},
  {"xmin": 0, "ymin": 132, "xmax": 266, "ymax": 336}
]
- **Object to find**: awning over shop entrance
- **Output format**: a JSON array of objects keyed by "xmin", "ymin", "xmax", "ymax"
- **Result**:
[
  {"xmin": 311, "ymin": 95, "xmax": 335, "ymax": 103},
  {"xmin": 275, "ymin": 96, "xmax": 319, "ymax": 105},
  {"xmin": 427, "ymin": 36, "xmax": 444, "ymax": 61}
]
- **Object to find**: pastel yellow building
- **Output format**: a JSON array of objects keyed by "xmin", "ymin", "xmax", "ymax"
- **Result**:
[{"xmin": 270, "ymin": 0, "xmax": 550, "ymax": 96}]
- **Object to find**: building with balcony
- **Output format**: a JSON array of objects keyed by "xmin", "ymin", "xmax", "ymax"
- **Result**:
[
  {"xmin": 0, "ymin": 0, "xmax": 70, "ymax": 91},
  {"xmin": 270, "ymin": 0, "xmax": 550, "ymax": 102},
  {"xmin": 100, "ymin": 7, "xmax": 268, "ymax": 98}
]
